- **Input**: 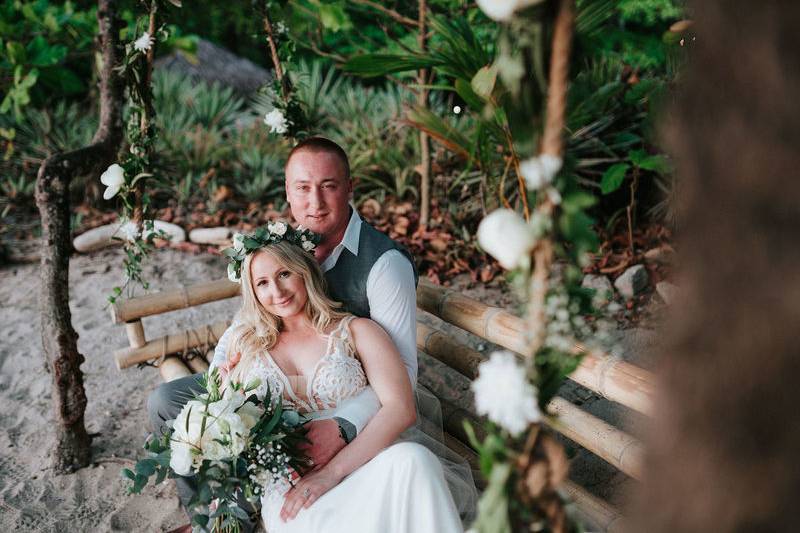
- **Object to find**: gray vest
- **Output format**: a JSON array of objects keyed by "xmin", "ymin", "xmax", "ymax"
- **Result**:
[{"xmin": 323, "ymin": 220, "xmax": 418, "ymax": 318}]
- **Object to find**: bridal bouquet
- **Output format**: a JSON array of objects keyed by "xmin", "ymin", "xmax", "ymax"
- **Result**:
[{"xmin": 125, "ymin": 368, "xmax": 308, "ymax": 532}]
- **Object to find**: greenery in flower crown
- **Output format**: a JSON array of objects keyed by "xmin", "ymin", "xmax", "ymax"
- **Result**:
[{"xmin": 222, "ymin": 221, "xmax": 321, "ymax": 283}]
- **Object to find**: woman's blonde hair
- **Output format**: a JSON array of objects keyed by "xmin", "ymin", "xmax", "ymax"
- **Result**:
[{"xmin": 225, "ymin": 240, "xmax": 348, "ymax": 385}]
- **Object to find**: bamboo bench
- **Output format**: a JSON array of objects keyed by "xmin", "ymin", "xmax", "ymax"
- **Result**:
[{"xmin": 111, "ymin": 278, "xmax": 654, "ymax": 532}]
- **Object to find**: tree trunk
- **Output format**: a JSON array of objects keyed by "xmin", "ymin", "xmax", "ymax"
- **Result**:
[
  {"xmin": 34, "ymin": 0, "xmax": 124, "ymax": 473},
  {"xmin": 417, "ymin": 0, "xmax": 431, "ymax": 227},
  {"xmin": 636, "ymin": 2, "xmax": 800, "ymax": 530}
]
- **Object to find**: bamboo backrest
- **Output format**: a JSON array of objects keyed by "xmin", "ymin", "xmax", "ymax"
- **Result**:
[{"xmin": 111, "ymin": 278, "xmax": 648, "ymax": 532}]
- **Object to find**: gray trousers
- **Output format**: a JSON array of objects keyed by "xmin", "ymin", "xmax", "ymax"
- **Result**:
[{"xmin": 146, "ymin": 373, "xmax": 256, "ymax": 531}]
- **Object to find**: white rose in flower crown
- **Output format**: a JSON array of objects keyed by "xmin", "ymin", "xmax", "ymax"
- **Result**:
[
  {"xmin": 272, "ymin": 221, "xmax": 288, "ymax": 236},
  {"xmin": 133, "ymin": 31, "xmax": 154, "ymax": 52},
  {"xmin": 302, "ymin": 239, "xmax": 314, "ymax": 252},
  {"xmin": 476, "ymin": 0, "xmax": 545, "ymax": 22},
  {"xmin": 471, "ymin": 351, "xmax": 542, "ymax": 436},
  {"xmin": 520, "ymin": 153, "xmax": 562, "ymax": 191},
  {"xmin": 477, "ymin": 208, "xmax": 537, "ymax": 270},
  {"xmin": 264, "ymin": 109, "xmax": 288, "ymax": 134},
  {"xmin": 100, "ymin": 163, "xmax": 125, "ymax": 200},
  {"xmin": 227, "ymin": 263, "xmax": 240, "ymax": 283},
  {"xmin": 232, "ymin": 232, "xmax": 245, "ymax": 253}
]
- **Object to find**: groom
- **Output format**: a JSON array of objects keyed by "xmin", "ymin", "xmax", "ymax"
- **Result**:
[{"xmin": 147, "ymin": 137, "xmax": 419, "ymax": 530}]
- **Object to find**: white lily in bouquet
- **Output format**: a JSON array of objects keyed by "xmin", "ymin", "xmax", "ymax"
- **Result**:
[{"xmin": 124, "ymin": 368, "xmax": 308, "ymax": 532}]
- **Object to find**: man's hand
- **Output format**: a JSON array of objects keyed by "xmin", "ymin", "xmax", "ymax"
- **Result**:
[{"xmin": 299, "ymin": 419, "xmax": 346, "ymax": 470}]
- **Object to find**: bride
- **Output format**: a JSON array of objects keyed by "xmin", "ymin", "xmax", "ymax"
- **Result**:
[{"xmin": 216, "ymin": 229, "xmax": 466, "ymax": 532}]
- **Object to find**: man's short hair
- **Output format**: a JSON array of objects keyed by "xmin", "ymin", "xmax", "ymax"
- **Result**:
[{"xmin": 286, "ymin": 136, "xmax": 350, "ymax": 179}]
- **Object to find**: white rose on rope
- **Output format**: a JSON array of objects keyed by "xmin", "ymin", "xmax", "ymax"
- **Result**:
[
  {"xmin": 477, "ymin": 208, "xmax": 537, "ymax": 270},
  {"xmin": 100, "ymin": 163, "xmax": 125, "ymax": 200},
  {"xmin": 519, "ymin": 153, "xmax": 562, "ymax": 191},
  {"xmin": 476, "ymin": 0, "xmax": 546, "ymax": 22},
  {"xmin": 471, "ymin": 351, "xmax": 542, "ymax": 436},
  {"xmin": 133, "ymin": 31, "xmax": 154, "ymax": 52},
  {"xmin": 263, "ymin": 108, "xmax": 288, "ymax": 135}
]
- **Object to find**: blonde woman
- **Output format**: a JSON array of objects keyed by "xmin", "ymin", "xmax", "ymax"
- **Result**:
[{"xmin": 216, "ymin": 228, "xmax": 463, "ymax": 533}]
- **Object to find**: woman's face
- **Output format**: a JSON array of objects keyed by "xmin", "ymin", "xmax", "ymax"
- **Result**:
[{"xmin": 250, "ymin": 251, "xmax": 309, "ymax": 318}]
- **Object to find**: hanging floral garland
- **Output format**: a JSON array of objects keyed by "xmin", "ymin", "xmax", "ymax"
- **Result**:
[
  {"xmin": 101, "ymin": 0, "xmax": 180, "ymax": 303},
  {"xmin": 467, "ymin": 1, "xmax": 618, "ymax": 531}
]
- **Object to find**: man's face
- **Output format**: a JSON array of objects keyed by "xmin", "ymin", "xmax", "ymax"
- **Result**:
[{"xmin": 285, "ymin": 150, "xmax": 352, "ymax": 238}]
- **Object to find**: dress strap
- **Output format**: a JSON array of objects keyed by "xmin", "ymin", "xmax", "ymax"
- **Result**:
[{"xmin": 334, "ymin": 315, "xmax": 357, "ymax": 356}]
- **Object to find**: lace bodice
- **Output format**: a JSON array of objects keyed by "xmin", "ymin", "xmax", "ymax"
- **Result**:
[{"xmin": 245, "ymin": 316, "xmax": 367, "ymax": 413}]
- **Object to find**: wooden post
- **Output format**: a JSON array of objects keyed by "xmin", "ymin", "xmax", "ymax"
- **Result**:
[
  {"xmin": 125, "ymin": 320, "xmax": 146, "ymax": 348},
  {"xmin": 34, "ymin": 0, "xmax": 124, "ymax": 474}
]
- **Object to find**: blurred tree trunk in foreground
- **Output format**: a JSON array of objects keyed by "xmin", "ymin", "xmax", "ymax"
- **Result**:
[
  {"xmin": 636, "ymin": 2, "xmax": 800, "ymax": 530},
  {"xmin": 34, "ymin": 0, "xmax": 124, "ymax": 473}
]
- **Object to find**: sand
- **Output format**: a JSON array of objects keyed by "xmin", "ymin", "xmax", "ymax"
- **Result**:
[{"xmin": 0, "ymin": 246, "xmax": 650, "ymax": 531}]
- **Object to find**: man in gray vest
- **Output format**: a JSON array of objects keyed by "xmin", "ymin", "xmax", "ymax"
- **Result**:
[{"xmin": 148, "ymin": 137, "xmax": 418, "ymax": 532}]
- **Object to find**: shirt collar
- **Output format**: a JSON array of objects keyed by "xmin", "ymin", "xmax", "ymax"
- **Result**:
[{"xmin": 339, "ymin": 205, "xmax": 362, "ymax": 256}]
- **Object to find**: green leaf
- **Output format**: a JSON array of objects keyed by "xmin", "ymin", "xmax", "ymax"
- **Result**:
[
  {"xmin": 121, "ymin": 468, "xmax": 136, "ymax": 481},
  {"xmin": 636, "ymin": 154, "xmax": 670, "ymax": 174},
  {"xmin": 316, "ymin": 1, "xmax": 352, "ymax": 32},
  {"xmin": 28, "ymin": 36, "xmax": 67, "ymax": 66},
  {"xmin": 6, "ymin": 42, "xmax": 26, "ymax": 65},
  {"xmin": 470, "ymin": 65, "xmax": 497, "ymax": 101},
  {"xmin": 132, "ymin": 473, "xmax": 148, "ymax": 493},
  {"xmin": 191, "ymin": 514, "xmax": 209, "ymax": 528},
  {"xmin": 561, "ymin": 191, "xmax": 597, "ymax": 213},
  {"xmin": 600, "ymin": 163, "xmax": 629, "ymax": 194},
  {"xmin": 343, "ymin": 53, "xmax": 442, "ymax": 78},
  {"xmin": 454, "ymin": 78, "xmax": 486, "ymax": 111},
  {"xmin": 135, "ymin": 458, "xmax": 157, "ymax": 477}
]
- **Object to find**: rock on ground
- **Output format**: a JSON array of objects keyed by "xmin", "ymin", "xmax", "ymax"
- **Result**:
[
  {"xmin": 614, "ymin": 265, "xmax": 650, "ymax": 299},
  {"xmin": 155, "ymin": 38, "xmax": 271, "ymax": 95},
  {"xmin": 582, "ymin": 274, "xmax": 614, "ymax": 305}
]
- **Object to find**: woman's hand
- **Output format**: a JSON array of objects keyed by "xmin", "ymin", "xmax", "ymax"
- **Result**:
[
  {"xmin": 279, "ymin": 467, "xmax": 341, "ymax": 522},
  {"xmin": 218, "ymin": 351, "xmax": 241, "ymax": 379}
]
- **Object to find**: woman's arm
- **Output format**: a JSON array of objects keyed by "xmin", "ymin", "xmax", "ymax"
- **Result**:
[{"xmin": 279, "ymin": 317, "xmax": 416, "ymax": 522}]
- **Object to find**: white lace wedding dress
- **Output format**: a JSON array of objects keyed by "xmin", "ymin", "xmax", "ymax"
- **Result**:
[{"xmin": 241, "ymin": 316, "xmax": 465, "ymax": 533}]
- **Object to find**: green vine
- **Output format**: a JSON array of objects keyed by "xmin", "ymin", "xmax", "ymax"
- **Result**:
[{"xmin": 103, "ymin": 1, "xmax": 177, "ymax": 304}]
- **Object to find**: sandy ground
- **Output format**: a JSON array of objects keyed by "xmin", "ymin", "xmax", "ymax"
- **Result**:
[{"xmin": 0, "ymin": 246, "xmax": 658, "ymax": 532}]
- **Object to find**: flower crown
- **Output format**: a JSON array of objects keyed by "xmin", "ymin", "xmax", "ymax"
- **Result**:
[{"xmin": 223, "ymin": 221, "xmax": 321, "ymax": 283}]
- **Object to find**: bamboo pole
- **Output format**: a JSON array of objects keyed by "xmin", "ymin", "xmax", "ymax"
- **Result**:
[
  {"xmin": 125, "ymin": 320, "xmax": 146, "ymax": 348},
  {"xmin": 114, "ymin": 321, "xmax": 231, "ymax": 369},
  {"xmin": 547, "ymin": 397, "xmax": 643, "ymax": 480},
  {"xmin": 562, "ymin": 480, "xmax": 625, "ymax": 533},
  {"xmin": 442, "ymin": 433, "xmax": 486, "ymax": 490},
  {"xmin": 110, "ymin": 279, "xmax": 240, "ymax": 324},
  {"xmin": 417, "ymin": 279, "xmax": 654, "ymax": 415},
  {"xmin": 159, "ymin": 356, "xmax": 192, "ymax": 382},
  {"xmin": 423, "ymin": 338, "xmax": 643, "ymax": 479},
  {"xmin": 417, "ymin": 322, "xmax": 484, "ymax": 378},
  {"xmin": 445, "ymin": 423, "xmax": 622, "ymax": 532}
]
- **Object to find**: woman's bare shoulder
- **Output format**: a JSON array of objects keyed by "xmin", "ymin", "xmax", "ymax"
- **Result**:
[{"xmin": 348, "ymin": 317, "xmax": 390, "ymax": 342}]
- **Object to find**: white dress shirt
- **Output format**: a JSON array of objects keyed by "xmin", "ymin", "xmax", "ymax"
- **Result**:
[{"xmin": 211, "ymin": 208, "xmax": 417, "ymax": 435}]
